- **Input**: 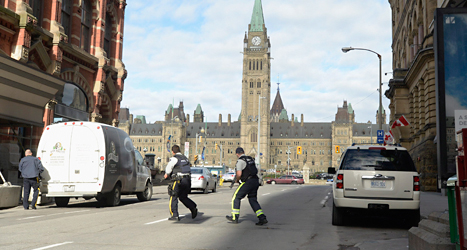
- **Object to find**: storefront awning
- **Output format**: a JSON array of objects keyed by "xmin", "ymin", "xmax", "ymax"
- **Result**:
[{"xmin": 0, "ymin": 55, "xmax": 65, "ymax": 127}]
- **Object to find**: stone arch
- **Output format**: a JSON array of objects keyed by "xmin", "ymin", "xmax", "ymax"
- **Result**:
[{"xmin": 60, "ymin": 69, "xmax": 94, "ymax": 109}]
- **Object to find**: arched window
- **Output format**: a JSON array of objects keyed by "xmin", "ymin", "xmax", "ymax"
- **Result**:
[
  {"xmin": 54, "ymin": 82, "xmax": 89, "ymax": 122},
  {"xmin": 257, "ymin": 82, "xmax": 261, "ymax": 88},
  {"xmin": 81, "ymin": 0, "xmax": 92, "ymax": 52},
  {"xmin": 251, "ymin": 132, "xmax": 257, "ymax": 143},
  {"xmin": 61, "ymin": 0, "xmax": 72, "ymax": 38},
  {"xmin": 261, "ymin": 60, "xmax": 262, "ymax": 70},
  {"xmin": 249, "ymin": 60, "xmax": 251, "ymax": 70},
  {"xmin": 253, "ymin": 60, "xmax": 256, "ymax": 70},
  {"xmin": 256, "ymin": 60, "xmax": 259, "ymax": 70}
]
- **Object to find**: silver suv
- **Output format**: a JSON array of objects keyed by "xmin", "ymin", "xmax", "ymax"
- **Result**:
[{"xmin": 329, "ymin": 144, "xmax": 420, "ymax": 226}]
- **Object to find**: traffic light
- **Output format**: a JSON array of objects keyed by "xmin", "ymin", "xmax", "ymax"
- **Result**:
[
  {"xmin": 215, "ymin": 143, "xmax": 218, "ymax": 150},
  {"xmin": 334, "ymin": 145, "xmax": 340, "ymax": 154},
  {"xmin": 194, "ymin": 155, "xmax": 198, "ymax": 163},
  {"xmin": 297, "ymin": 146, "xmax": 302, "ymax": 155}
]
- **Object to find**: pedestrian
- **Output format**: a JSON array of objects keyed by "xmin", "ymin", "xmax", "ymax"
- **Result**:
[
  {"xmin": 164, "ymin": 145, "xmax": 198, "ymax": 221},
  {"xmin": 18, "ymin": 149, "xmax": 44, "ymax": 210},
  {"xmin": 226, "ymin": 147, "xmax": 268, "ymax": 225}
]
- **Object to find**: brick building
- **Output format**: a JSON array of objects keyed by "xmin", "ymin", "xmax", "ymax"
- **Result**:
[{"xmin": 0, "ymin": 0, "xmax": 127, "ymax": 184}]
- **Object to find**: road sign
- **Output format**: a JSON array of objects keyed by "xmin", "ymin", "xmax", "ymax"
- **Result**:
[
  {"xmin": 377, "ymin": 130, "xmax": 384, "ymax": 138},
  {"xmin": 377, "ymin": 138, "xmax": 384, "ymax": 144}
]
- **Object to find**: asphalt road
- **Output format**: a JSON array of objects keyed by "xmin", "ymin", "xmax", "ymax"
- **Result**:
[{"xmin": 0, "ymin": 184, "xmax": 410, "ymax": 250}]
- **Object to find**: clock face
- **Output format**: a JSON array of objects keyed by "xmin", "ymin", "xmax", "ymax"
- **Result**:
[{"xmin": 252, "ymin": 36, "xmax": 261, "ymax": 46}]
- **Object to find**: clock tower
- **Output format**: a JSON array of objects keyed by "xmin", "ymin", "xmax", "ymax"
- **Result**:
[{"xmin": 240, "ymin": 0, "xmax": 271, "ymax": 170}]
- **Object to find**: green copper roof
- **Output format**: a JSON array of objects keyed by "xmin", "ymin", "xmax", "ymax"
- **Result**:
[
  {"xmin": 135, "ymin": 115, "xmax": 146, "ymax": 124},
  {"xmin": 250, "ymin": 0, "xmax": 265, "ymax": 32},
  {"xmin": 279, "ymin": 109, "xmax": 288, "ymax": 121},
  {"xmin": 166, "ymin": 104, "xmax": 173, "ymax": 114},
  {"xmin": 348, "ymin": 103, "xmax": 354, "ymax": 114},
  {"xmin": 294, "ymin": 117, "xmax": 298, "ymax": 122},
  {"xmin": 195, "ymin": 104, "xmax": 203, "ymax": 115}
]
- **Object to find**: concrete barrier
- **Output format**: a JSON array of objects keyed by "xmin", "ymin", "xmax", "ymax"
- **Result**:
[{"xmin": 0, "ymin": 185, "xmax": 21, "ymax": 208}]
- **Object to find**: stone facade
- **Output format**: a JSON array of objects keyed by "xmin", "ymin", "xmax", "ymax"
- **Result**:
[{"xmin": 385, "ymin": 0, "xmax": 467, "ymax": 191}]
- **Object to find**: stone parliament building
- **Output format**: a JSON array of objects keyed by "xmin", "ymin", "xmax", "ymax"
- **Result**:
[{"xmin": 119, "ymin": 0, "xmax": 388, "ymax": 174}]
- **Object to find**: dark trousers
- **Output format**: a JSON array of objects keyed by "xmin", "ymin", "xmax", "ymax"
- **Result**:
[
  {"xmin": 231, "ymin": 178, "xmax": 266, "ymax": 220},
  {"xmin": 23, "ymin": 178, "xmax": 39, "ymax": 209},
  {"xmin": 169, "ymin": 177, "xmax": 197, "ymax": 217}
]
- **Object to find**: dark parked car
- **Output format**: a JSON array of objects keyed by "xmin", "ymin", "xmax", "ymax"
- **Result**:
[{"xmin": 266, "ymin": 175, "xmax": 304, "ymax": 185}]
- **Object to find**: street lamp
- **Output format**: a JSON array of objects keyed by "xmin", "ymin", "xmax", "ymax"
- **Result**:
[
  {"xmin": 257, "ymin": 95, "xmax": 266, "ymax": 171},
  {"xmin": 342, "ymin": 46, "xmax": 383, "ymax": 130},
  {"xmin": 368, "ymin": 124, "xmax": 373, "ymax": 144}
]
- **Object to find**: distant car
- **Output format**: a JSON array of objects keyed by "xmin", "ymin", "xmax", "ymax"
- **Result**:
[
  {"xmin": 222, "ymin": 172, "xmax": 236, "ymax": 182},
  {"xmin": 331, "ymin": 144, "xmax": 420, "ymax": 227},
  {"xmin": 191, "ymin": 167, "xmax": 217, "ymax": 194},
  {"xmin": 317, "ymin": 173, "xmax": 333, "ymax": 180},
  {"xmin": 266, "ymin": 175, "xmax": 304, "ymax": 185}
]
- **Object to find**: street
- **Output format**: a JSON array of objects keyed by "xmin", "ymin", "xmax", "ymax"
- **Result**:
[{"xmin": 0, "ymin": 184, "xmax": 411, "ymax": 250}]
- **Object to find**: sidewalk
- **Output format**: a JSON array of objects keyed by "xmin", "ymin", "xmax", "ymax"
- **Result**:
[{"xmin": 358, "ymin": 191, "xmax": 449, "ymax": 250}]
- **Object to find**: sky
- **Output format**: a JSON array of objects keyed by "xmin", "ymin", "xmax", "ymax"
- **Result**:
[{"xmin": 120, "ymin": 0, "xmax": 394, "ymax": 125}]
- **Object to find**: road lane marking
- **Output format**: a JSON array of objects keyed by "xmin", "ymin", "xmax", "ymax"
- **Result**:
[
  {"xmin": 145, "ymin": 215, "xmax": 186, "ymax": 225},
  {"xmin": 320, "ymin": 195, "xmax": 330, "ymax": 207},
  {"xmin": 64, "ymin": 210, "xmax": 90, "ymax": 214},
  {"xmin": 262, "ymin": 193, "xmax": 271, "ymax": 196},
  {"xmin": 18, "ymin": 215, "xmax": 44, "ymax": 220},
  {"xmin": 32, "ymin": 241, "xmax": 73, "ymax": 250}
]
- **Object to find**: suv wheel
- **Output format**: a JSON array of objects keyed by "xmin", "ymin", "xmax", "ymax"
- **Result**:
[
  {"xmin": 332, "ymin": 202, "xmax": 345, "ymax": 226},
  {"xmin": 406, "ymin": 208, "xmax": 420, "ymax": 227}
]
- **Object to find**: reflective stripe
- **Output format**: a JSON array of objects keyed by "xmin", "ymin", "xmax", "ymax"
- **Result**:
[
  {"xmin": 231, "ymin": 182, "xmax": 245, "ymax": 217},
  {"xmin": 256, "ymin": 209, "xmax": 264, "ymax": 217},
  {"xmin": 169, "ymin": 181, "xmax": 178, "ymax": 216}
]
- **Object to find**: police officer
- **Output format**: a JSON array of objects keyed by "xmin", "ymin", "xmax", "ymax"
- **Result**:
[
  {"xmin": 164, "ymin": 145, "xmax": 197, "ymax": 221},
  {"xmin": 226, "ymin": 147, "xmax": 268, "ymax": 225},
  {"xmin": 18, "ymin": 149, "xmax": 44, "ymax": 210}
]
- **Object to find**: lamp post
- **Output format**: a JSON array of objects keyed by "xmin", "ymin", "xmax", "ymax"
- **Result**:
[
  {"xmin": 342, "ymin": 46, "xmax": 383, "ymax": 130},
  {"xmin": 368, "ymin": 124, "xmax": 373, "ymax": 144},
  {"xmin": 257, "ymin": 95, "xmax": 266, "ymax": 171}
]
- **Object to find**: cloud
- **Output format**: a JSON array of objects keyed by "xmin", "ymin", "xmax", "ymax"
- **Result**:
[{"xmin": 121, "ymin": 0, "xmax": 393, "ymax": 125}]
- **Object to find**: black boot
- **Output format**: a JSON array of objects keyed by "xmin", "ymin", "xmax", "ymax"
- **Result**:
[
  {"xmin": 191, "ymin": 208, "xmax": 198, "ymax": 219},
  {"xmin": 168, "ymin": 216, "xmax": 180, "ymax": 221},
  {"xmin": 225, "ymin": 215, "xmax": 238, "ymax": 224},
  {"xmin": 256, "ymin": 217, "xmax": 268, "ymax": 226}
]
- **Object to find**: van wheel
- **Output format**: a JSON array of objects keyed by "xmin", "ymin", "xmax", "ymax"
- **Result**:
[
  {"xmin": 137, "ymin": 181, "xmax": 153, "ymax": 202},
  {"xmin": 332, "ymin": 202, "xmax": 345, "ymax": 226},
  {"xmin": 212, "ymin": 183, "xmax": 217, "ymax": 193},
  {"xmin": 203, "ymin": 184, "xmax": 209, "ymax": 194},
  {"xmin": 106, "ymin": 185, "xmax": 121, "ymax": 207},
  {"xmin": 55, "ymin": 197, "xmax": 69, "ymax": 207}
]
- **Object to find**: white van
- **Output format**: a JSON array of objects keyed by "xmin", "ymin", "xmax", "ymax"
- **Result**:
[{"xmin": 37, "ymin": 122, "xmax": 153, "ymax": 207}]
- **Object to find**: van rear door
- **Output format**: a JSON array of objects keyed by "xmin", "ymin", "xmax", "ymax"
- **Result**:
[
  {"xmin": 69, "ymin": 125, "xmax": 100, "ymax": 183},
  {"xmin": 39, "ymin": 125, "xmax": 73, "ymax": 183}
]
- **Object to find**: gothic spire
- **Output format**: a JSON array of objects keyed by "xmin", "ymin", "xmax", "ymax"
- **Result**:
[{"xmin": 250, "ymin": 0, "xmax": 265, "ymax": 32}]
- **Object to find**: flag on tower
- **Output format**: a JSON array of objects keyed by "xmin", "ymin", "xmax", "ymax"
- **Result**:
[{"xmin": 391, "ymin": 115, "xmax": 410, "ymax": 129}]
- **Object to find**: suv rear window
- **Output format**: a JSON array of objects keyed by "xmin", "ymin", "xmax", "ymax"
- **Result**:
[{"xmin": 340, "ymin": 148, "xmax": 416, "ymax": 172}]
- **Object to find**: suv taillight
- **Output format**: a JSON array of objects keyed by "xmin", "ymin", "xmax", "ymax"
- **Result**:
[
  {"xmin": 413, "ymin": 176, "xmax": 420, "ymax": 191},
  {"xmin": 336, "ymin": 174, "xmax": 343, "ymax": 189}
]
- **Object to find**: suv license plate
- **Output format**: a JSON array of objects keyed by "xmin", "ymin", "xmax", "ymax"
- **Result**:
[
  {"xmin": 63, "ymin": 185, "xmax": 75, "ymax": 192},
  {"xmin": 371, "ymin": 181, "xmax": 386, "ymax": 188}
]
